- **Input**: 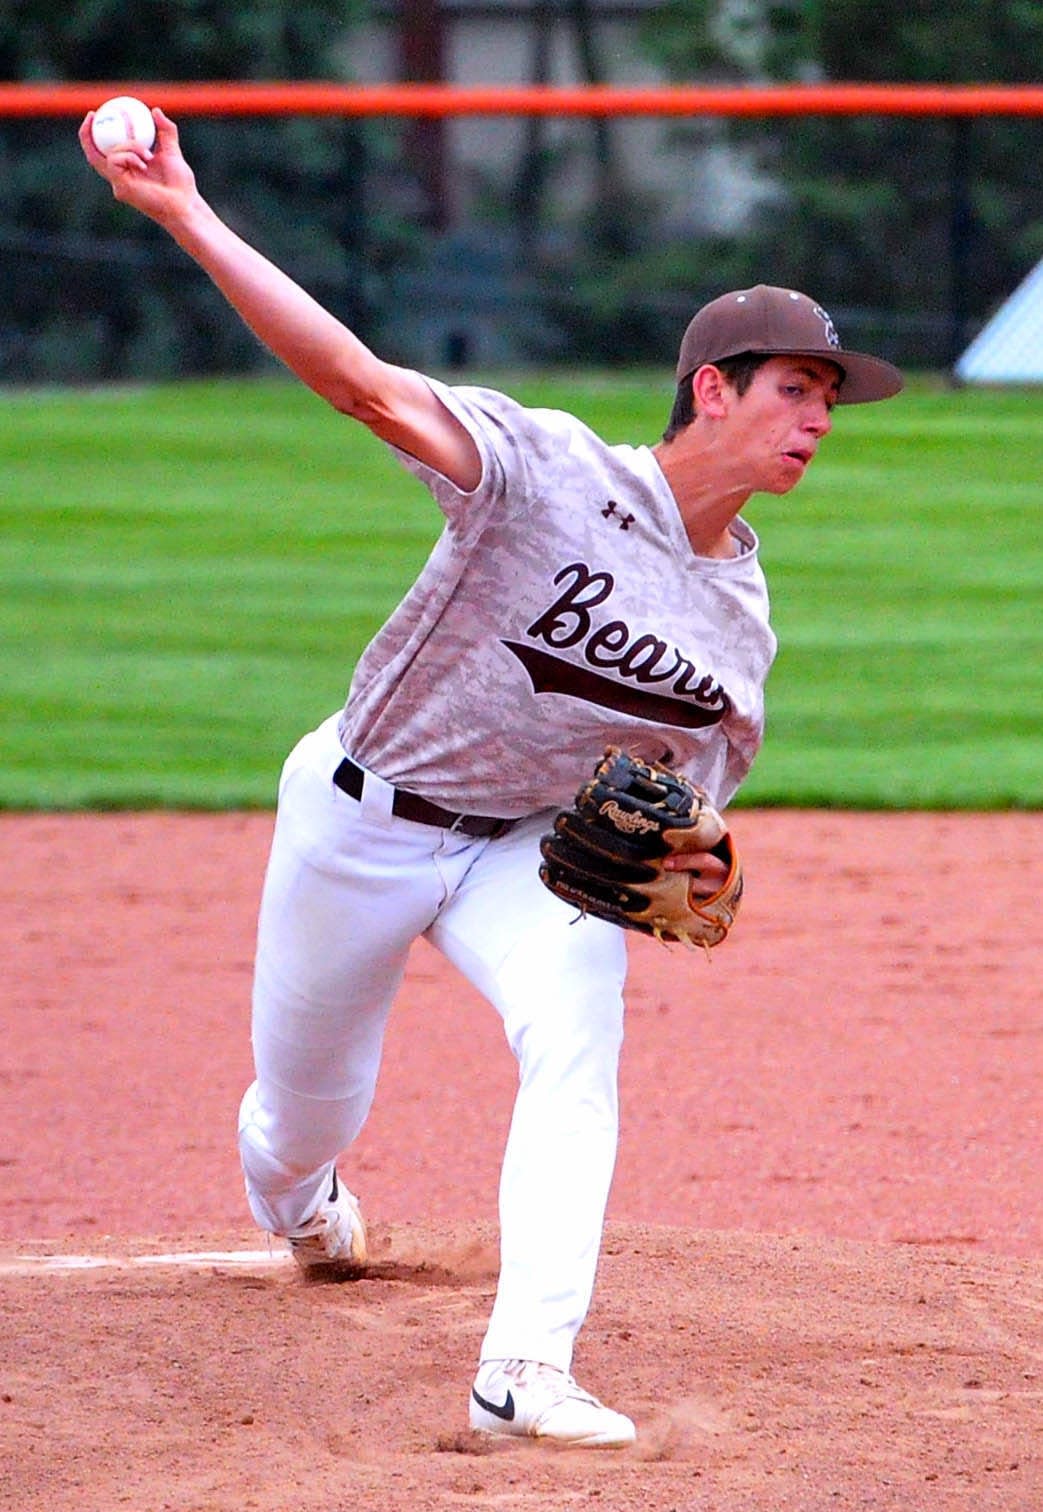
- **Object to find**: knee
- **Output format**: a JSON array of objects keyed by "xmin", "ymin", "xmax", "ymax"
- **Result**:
[{"xmin": 498, "ymin": 961, "xmax": 626, "ymax": 1089}]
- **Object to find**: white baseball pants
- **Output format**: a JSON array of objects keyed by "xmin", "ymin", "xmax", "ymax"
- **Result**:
[{"xmin": 238, "ymin": 715, "xmax": 627, "ymax": 1373}]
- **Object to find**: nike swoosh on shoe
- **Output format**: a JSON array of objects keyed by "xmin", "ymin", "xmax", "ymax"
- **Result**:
[{"xmin": 471, "ymin": 1385, "xmax": 516, "ymax": 1422}]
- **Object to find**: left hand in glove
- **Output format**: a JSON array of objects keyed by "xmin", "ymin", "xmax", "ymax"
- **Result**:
[{"xmin": 538, "ymin": 747, "xmax": 743, "ymax": 949}]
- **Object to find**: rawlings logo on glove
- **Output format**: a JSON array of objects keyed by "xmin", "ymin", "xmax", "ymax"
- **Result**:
[
  {"xmin": 538, "ymin": 748, "xmax": 743, "ymax": 950},
  {"xmin": 598, "ymin": 801, "xmax": 660, "ymax": 835}
]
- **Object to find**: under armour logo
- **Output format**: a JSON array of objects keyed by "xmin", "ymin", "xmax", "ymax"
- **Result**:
[
  {"xmin": 813, "ymin": 304, "xmax": 842, "ymax": 349},
  {"xmin": 601, "ymin": 500, "xmax": 635, "ymax": 530}
]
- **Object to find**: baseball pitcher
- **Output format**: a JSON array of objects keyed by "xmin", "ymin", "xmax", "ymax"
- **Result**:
[{"xmin": 81, "ymin": 106, "xmax": 902, "ymax": 1448}]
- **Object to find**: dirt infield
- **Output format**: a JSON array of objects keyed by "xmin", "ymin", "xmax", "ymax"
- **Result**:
[{"xmin": 2, "ymin": 810, "xmax": 1041, "ymax": 1510}]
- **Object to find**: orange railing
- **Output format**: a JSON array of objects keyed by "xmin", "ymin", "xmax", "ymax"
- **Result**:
[{"xmin": 3, "ymin": 81, "xmax": 1043, "ymax": 118}]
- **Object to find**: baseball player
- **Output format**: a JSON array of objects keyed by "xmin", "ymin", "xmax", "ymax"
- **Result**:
[{"xmin": 81, "ymin": 107, "xmax": 902, "ymax": 1448}]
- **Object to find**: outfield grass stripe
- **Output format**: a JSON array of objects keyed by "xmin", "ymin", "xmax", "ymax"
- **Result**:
[{"xmin": 4, "ymin": 375, "xmax": 1041, "ymax": 809}]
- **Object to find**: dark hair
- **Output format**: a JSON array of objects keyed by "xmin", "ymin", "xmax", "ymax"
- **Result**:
[{"xmin": 661, "ymin": 352, "xmax": 773, "ymax": 442}]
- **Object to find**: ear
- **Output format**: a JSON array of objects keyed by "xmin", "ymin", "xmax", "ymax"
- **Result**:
[{"xmin": 690, "ymin": 363, "xmax": 732, "ymax": 419}]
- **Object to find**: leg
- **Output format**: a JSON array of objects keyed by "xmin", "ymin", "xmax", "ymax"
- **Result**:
[
  {"xmin": 238, "ymin": 718, "xmax": 465, "ymax": 1235},
  {"xmin": 427, "ymin": 815, "xmax": 629, "ymax": 1374}
]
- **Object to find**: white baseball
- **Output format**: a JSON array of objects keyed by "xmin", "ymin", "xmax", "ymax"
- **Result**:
[{"xmin": 90, "ymin": 96, "xmax": 157, "ymax": 154}]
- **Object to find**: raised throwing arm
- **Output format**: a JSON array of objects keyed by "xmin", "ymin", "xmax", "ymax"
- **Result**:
[{"xmin": 80, "ymin": 107, "xmax": 481, "ymax": 490}]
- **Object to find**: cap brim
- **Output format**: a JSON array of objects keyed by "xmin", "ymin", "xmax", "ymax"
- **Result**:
[{"xmin": 771, "ymin": 348, "xmax": 904, "ymax": 404}]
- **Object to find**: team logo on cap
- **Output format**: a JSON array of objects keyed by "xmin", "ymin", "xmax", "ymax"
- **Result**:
[{"xmin": 813, "ymin": 305, "xmax": 841, "ymax": 349}]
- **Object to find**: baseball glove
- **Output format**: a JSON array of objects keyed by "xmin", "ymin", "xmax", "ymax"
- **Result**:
[{"xmin": 538, "ymin": 747, "xmax": 743, "ymax": 950}]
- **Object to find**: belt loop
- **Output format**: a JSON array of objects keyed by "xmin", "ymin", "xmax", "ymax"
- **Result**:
[{"xmin": 355, "ymin": 760, "xmax": 396, "ymax": 829}]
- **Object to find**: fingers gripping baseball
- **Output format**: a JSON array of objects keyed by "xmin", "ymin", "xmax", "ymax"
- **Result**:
[
  {"xmin": 79, "ymin": 107, "xmax": 196, "ymax": 220},
  {"xmin": 538, "ymin": 748, "xmax": 744, "ymax": 950}
]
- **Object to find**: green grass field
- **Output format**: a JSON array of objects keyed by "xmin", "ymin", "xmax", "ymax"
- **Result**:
[{"xmin": 2, "ymin": 373, "xmax": 1040, "ymax": 809}]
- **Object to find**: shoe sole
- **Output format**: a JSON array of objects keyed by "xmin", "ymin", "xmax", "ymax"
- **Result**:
[
  {"xmin": 470, "ymin": 1421, "xmax": 635, "ymax": 1448},
  {"xmin": 288, "ymin": 1192, "xmax": 368, "ymax": 1273},
  {"xmin": 469, "ymin": 1404, "xmax": 635, "ymax": 1448}
]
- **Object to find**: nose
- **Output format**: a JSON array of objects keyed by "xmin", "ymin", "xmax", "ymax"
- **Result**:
[{"xmin": 805, "ymin": 397, "xmax": 833, "ymax": 437}]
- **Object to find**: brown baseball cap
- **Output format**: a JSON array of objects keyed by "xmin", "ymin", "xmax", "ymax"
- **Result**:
[{"xmin": 676, "ymin": 284, "xmax": 903, "ymax": 404}]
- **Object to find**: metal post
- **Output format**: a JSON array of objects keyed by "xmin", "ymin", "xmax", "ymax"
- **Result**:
[{"xmin": 948, "ymin": 115, "xmax": 973, "ymax": 380}]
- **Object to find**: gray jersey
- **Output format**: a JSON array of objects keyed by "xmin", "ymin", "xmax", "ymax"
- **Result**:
[{"xmin": 338, "ymin": 380, "xmax": 777, "ymax": 816}]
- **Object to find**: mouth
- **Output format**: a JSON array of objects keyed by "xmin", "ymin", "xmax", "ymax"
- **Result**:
[{"xmin": 784, "ymin": 447, "xmax": 814, "ymax": 467}]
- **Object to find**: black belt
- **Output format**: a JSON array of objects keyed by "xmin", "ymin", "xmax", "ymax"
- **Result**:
[{"xmin": 333, "ymin": 757, "xmax": 518, "ymax": 840}]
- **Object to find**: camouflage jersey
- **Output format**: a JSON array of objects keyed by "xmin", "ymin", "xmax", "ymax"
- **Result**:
[{"xmin": 338, "ymin": 379, "xmax": 777, "ymax": 817}]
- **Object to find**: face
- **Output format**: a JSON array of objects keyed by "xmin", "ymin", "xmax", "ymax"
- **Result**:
[{"xmin": 717, "ymin": 355, "xmax": 840, "ymax": 495}]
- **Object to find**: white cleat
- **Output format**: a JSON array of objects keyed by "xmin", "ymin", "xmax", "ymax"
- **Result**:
[
  {"xmin": 469, "ymin": 1358, "xmax": 636, "ymax": 1448},
  {"xmin": 285, "ymin": 1171, "xmax": 367, "ymax": 1273}
]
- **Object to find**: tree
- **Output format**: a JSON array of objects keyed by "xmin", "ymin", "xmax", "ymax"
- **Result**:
[
  {"xmin": 507, "ymin": 0, "xmax": 673, "ymax": 363},
  {"xmin": 639, "ymin": 0, "xmax": 1043, "ymax": 364},
  {"xmin": 0, "ymin": 0, "xmax": 375, "ymax": 381}
]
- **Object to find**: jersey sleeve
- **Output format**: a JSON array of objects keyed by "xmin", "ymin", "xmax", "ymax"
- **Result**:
[{"xmin": 384, "ymin": 378, "xmax": 538, "ymax": 532}]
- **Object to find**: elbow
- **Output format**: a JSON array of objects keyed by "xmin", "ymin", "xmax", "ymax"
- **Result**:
[
  {"xmin": 340, "ymin": 391, "xmax": 392, "ymax": 429},
  {"xmin": 324, "ymin": 384, "xmax": 370, "ymax": 420},
  {"xmin": 325, "ymin": 378, "xmax": 396, "ymax": 431}
]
